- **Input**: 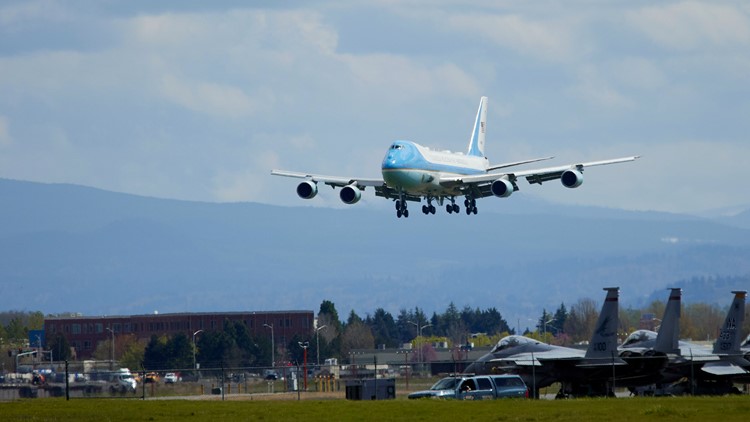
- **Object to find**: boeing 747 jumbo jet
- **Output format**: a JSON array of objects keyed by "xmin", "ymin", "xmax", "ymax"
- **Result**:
[{"xmin": 272, "ymin": 97, "xmax": 640, "ymax": 218}]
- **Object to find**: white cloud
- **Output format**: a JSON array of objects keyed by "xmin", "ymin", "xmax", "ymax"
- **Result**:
[
  {"xmin": 159, "ymin": 74, "xmax": 258, "ymax": 118},
  {"xmin": 627, "ymin": 2, "xmax": 750, "ymax": 51},
  {"xmin": 568, "ymin": 65, "xmax": 634, "ymax": 109},
  {"xmin": 434, "ymin": 10, "xmax": 585, "ymax": 62}
]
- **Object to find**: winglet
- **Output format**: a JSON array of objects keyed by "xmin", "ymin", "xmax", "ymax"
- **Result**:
[
  {"xmin": 654, "ymin": 288, "xmax": 681, "ymax": 355},
  {"xmin": 467, "ymin": 96, "xmax": 488, "ymax": 158},
  {"xmin": 584, "ymin": 287, "xmax": 620, "ymax": 360},
  {"xmin": 713, "ymin": 291, "xmax": 746, "ymax": 355}
]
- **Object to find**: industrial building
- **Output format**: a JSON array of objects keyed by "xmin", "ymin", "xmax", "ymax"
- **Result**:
[{"xmin": 44, "ymin": 310, "xmax": 314, "ymax": 359}]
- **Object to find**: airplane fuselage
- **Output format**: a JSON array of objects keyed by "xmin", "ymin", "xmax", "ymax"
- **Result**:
[{"xmin": 381, "ymin": 140, "xmax": 488, "ymax": 196}]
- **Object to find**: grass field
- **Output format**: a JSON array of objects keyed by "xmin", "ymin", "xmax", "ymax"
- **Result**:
[{"xmin": 2, "ymin": 394, "xmax": 750, "ymax": 421}]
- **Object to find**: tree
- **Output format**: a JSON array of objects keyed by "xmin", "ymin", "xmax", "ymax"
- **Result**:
[
  {"xmin": 366, "ymin": 308, "xmax": 399, "ymax": 348},
  {"xmin": 119, "ymin": 337, "xmax": 145, "ymax": 371},
  {"xmin": 341, "ymin": 321, "xmax": 374, "ymax": 358},
  {"xmin": 48, "ymin": 332, "xmax": 72, "ymax": 361},
  {"xmin": 143, "ymin": 335, "xmax": 169, "ymax": 370},
  {"xmin": 563, "ymin": 298, "xmax": 599, "ymax": 342}
]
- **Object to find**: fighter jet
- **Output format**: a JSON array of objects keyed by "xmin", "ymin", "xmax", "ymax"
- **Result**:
[
  {"xmin": 621, "ymin": 289, "xmax": 748, "ymax": 395},
  {"xmin": 465, "ymin": 287, "xmax": 628, "ymax": 398}
]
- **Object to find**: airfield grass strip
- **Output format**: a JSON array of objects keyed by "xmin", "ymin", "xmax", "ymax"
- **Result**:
[{"xmin": 2, "ymin": 396, "xmax": 750, "ymax": 421}]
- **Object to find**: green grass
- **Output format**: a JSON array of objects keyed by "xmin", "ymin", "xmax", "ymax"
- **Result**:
[{"xmin": 2, "ymin": 395, "xmax": 750, "ymax": 421}]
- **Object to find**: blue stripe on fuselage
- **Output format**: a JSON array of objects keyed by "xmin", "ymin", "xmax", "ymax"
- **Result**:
[
  {"xmin": 382, "ymin": 141, "xmax": 484, "ymax": 194},
  {"xmin": 381, "ymin": 141, "xmax": 484, "ymax": 175}
]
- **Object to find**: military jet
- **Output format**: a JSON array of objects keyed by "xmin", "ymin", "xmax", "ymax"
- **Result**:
[
  {"xmin": 465, "ymin": 287, "xmax": 628, "ymax": 398},
  {"xmin": 621, "ymin": 289, "xmax": 748, "ymax": 395}
]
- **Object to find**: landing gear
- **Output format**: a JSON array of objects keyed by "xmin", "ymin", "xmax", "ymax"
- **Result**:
[
  {"xmin": 395, "ymin": 199, "xmax": 409, "ymax": 218},
  {"xmin": 464, "ymin": 197, "xmax": 478, "ymax": 215},
  {"xmin": 446, "ymin": 197, "xmax": 460, "ymax": 214},
  {"xmin": 422, "ymin": 198, "xmax": 436, "ymax": 215}
]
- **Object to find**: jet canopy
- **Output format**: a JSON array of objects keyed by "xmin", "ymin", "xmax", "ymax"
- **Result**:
[
  {"xmin": 492, "ymin": 335, "xmax": 542, "ymax": 353},
  {"xmin": 622, "ymin": 330, "xmax": 657, "ymax": 347}
]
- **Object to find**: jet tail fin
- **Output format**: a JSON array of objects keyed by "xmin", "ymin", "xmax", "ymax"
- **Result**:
[
  {"xmin": 654, "ymin": 288, "xmax": 681, "ymax": 354},
  {"xmin": 713, "ymin": 291, "xmax": 746, "ymax": 355},
  {"xmin": 466, "ymin": 96, "xmax": 488, "ymax": 158},
  {"xmin": 584, "ymin": 287, "xmax": 620, "ymax": 361}
]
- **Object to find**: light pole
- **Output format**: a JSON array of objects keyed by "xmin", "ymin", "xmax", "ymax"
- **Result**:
[
  {"xmin": 192, "ymin": 329, "xmax": 204, "ymax": 370},
  {"xmin": 408, "ymin": 321, "xmax": 432, "ymax": 371},
  {"xmin": 105, "ymin": 327, "xmax": 115, "ymax": 370},
  {"xmin": 298, "ymin": 341, "xmax": 309, "ymax": 391},
  {"xmin": 264, "ymin": 323, "xmax": 275, "ymax": 370},
  {"xmin": 315, "ymin": 325, "xmax": 327, "ymax": 366}
]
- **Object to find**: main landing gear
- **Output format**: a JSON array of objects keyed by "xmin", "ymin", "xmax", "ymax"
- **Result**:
[
  {"xmin": 464, "ymin": 197, "xmax": 478, "ymax": 215},
  {"xmin": 445, "ymin": 198, "xmax": 460, "ymax": 214},
  {"xmin": 395, "ymin": 199, "xmax": 409, "ymax": 218},
  {"xmin": 422, "ymin": 198, "xmax": 436, "ymax": 215}
]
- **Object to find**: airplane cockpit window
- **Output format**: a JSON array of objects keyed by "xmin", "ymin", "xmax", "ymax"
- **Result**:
[
  {"xmin": 622, "ymin": 330, "xmax": 657, "ymax": 347},
  {"xmin": 390, "ymin": 144, "xmax": 404, "ymax": 150},
  {"xmin": 492, "ymin": 335, "xmax": 530, "ymax": 353}
]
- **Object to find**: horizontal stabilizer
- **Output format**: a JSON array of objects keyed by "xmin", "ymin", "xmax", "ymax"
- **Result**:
[{"xmin": 701, "ymin": 361, "xmax": 749, "ymax": 376}]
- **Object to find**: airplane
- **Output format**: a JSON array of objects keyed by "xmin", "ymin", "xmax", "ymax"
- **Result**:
[
  {"xmin": 621, "ymin": 289, "xmax": 749, "ymax": 395},
  {"xmin": 272, "ymin": 97, "xmax": 640, "ymax": 218},
  {"xmin": 464, "ymin": 287, "xmax": 629, "ymax": 398}
]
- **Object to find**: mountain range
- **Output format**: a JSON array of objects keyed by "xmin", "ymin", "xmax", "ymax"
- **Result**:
[{"xmin": 1, "ymin": 178, "xmax": 749, "ymax": 324}]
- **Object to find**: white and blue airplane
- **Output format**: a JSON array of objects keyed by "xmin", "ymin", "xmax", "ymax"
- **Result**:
[{"xmin": 272, "ymin": 97, "xmax": 639, "ymax": 218}]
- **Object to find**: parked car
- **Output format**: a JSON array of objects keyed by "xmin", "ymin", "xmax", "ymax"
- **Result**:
[
  {"xmin": 164, "ymin": 372, "xmax": 181, "ymax": 383},
  {"xmin": 143, "ymin": 372, "xmax": 160, "ymax": 383},
  {"xmin": 457, "ymin": 375, "xmax": 528, "ymax": 400},
  {"xmin": 409, "ymin": 374, "xmax": 528, "ymax": 400}
]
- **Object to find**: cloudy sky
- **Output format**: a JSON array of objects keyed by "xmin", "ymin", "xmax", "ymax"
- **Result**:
[{"xmin": 1, "ymin": 1, "xmax": 749, "ymax": 215}]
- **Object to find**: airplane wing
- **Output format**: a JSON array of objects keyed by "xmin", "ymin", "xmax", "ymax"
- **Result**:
[
  {"xmin": 270, "ymin": 170, "xmax": 384, "ymax": 187},
  {"xmin": 271, "ymin": 169, "xmax": 422, "ymax": 202},
  {"xmin": 491, "ymin": 348, "xmax": 586, "ymax": 367},
  {"xmin": 439, "ymin": 156, "xmax": 640, "ymax": 198}
]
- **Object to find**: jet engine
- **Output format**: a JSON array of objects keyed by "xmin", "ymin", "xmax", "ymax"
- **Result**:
[
  {"xmin": 339, "ymin": 184, "xmax": 362, "ymax": 204},
  {"xmin": 491, "ymin": 179, "xmax": 513, "ymax": 198},
  {"xmin": 296, "ymin": 181, "xmax": 318, "ymax": 199},
  {"xmin": 561, "ymin": 169, "xmax": 583, "ymax": 188}
]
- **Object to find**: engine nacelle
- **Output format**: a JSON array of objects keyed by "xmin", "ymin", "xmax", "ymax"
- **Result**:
[
  {"xmin": 296, "ymin": 181, "xmax": 318, "ymax": 199},
  {"xmin": 561, "ymin": 169, "xmax": 583, "ymax": 188},
  {"xmin": 339, "ymin": 184, "xmax": 362, "ymax": 204},
  {"xmin": 491, "ymin": 179, "xmax": 513, "ymax": 198}
]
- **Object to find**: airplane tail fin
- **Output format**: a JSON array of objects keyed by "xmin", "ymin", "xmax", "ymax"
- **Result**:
[
  {"xmin": 466, "ymin": 96, "xmax": 488, "ymax": 158},
  {"xmin": 654, "ymin": 288, "xmax": 681, "ymax": 355},
  {"xmin": 584, "ymin": 287, "xmax": 620, "ymax": 361},
  {"xmin": 713, "ymin": 291, "xmax": 746, "ymax": 355}
]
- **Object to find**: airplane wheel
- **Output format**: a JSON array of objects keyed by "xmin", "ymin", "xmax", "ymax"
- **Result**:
[
  {"xmin": 395, "ymin": 200, "xmax": 401, "ymax": 210},
  {"xmin": 430, "ymin": 205, "xmax": 436, "ymax": 214},
  {"xmin": 446, "ymin": 204, "xmax": 452, "ymax": 214},
  {"xmin": 465, "ymin": 207, "xmax": 471, "ymax": 215},
  {"xmin": 397, "ymin": 209, "xmax": 402, "ymax": 218},
  {"xmin": 473, "ymin": 207, "xmax": 478, "ymax": 215},
  {"xmin": 464, "ymin": 199, "xmax": 469, "ymax": 207},
  {"xmin": 453, "ymin": 204, "xmax": 459, "ymax": 213},
  {"xmin": 421, "ymin": 205, "xmax": 427, "ymax": 214},
  {"xmin": 404, "ymin": 209, "xmax": 409, "ymax": 218}
]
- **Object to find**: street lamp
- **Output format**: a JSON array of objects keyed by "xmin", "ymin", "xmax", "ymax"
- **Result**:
[
  {"xmin": 263, "ymin": 323, "xmax": 275, "ymax": 369},
  {"xmin": 105, "ymin": 327, "xmax": 115, "ymax": 370},
  {"xmin": 315, "ymin": 325, "xmax": 327, "ymax": 366},
  {"xmin": 298, "ymin": 341, "xmax": 309, "ymax": 391},
  {"xmin": 408, "ymin": 321, "xmax": 432, "ymax": 369},
  {"xmin": 192, "ymin": 329, "xmax": 204, "ymax": 370}
]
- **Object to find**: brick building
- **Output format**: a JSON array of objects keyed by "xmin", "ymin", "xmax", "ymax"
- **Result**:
[{"xmin": 44, "ymin": 310, "xmax": 314, "ymax": 360}]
